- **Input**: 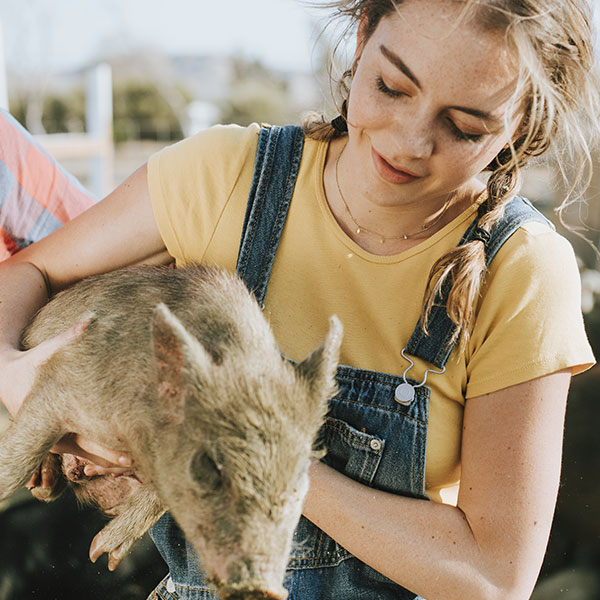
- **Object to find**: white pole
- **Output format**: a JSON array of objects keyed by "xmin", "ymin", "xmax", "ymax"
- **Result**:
[
  {"xmin": 0, "ymin": 20, "xmax": 9, "ymax": 111},
  {"xmin": 86, "ymin": 63, "xmax": 113, "ymax": 197}
]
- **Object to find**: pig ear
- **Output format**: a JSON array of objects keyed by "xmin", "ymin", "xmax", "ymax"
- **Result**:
[
  {"xmin": 295, "ymin": 316, "xmax": 343, "ymax": 399},
  {"xmin": 152, "ymin": 303, "xmax": 214, "ymax": 423}
]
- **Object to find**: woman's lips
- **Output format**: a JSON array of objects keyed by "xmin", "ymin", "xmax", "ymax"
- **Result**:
[{"xmin": 371, "ymin": 147, "xmax": 422, "ymax": 184}]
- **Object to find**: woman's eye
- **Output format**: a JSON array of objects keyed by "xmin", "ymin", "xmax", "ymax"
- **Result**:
[
  {"xmin": 447, "ymin": 119, "xmax": 484, "ymax": 143},
  {"xmin": 376, "ymin": 76, "xmax": 406, "ymax": 98}
]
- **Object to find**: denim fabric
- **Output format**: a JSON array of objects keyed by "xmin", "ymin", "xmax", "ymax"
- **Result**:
[
  {"xmin": 147, "ymin": 574, "xmax": 181, "ymax": 599},
  {"xmin": 406, "ymin": 195, "xmax": 554, "ymax": 369},
  {"xmin": 147, "ymin": 573, "xmax": 209, "ymax": 600},
  {"xmin": 236, "ymin": 125, "xmax": 305, "ymax": 307},
  {"xmin": 150, "ymin": 515, "xmax": 214, "ymax": 598},
  {"xmin": 149, "ymin": 125, "xmax": 547, "ymax": 600}
]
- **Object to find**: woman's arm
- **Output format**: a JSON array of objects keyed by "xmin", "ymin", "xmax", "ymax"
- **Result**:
[
  {"xmin": 0, "ymin": 164, "xmax": 169, "ymax": 420},
  {"xmin": 302, "ymin": 369, "xmax": 570, "ymax": 600}
]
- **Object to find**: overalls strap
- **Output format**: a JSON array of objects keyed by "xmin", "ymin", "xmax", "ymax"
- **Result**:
[
  {"xmin": 405, "ymin": 196, "xmax": 555, "ymax": 369},
  {"xmin": 237, "ymin": 125, "xmax": 554, "ymax": 374},
  {"xmin": 236, "ymin": 124, "xmax": 305, "ymax": 307}
]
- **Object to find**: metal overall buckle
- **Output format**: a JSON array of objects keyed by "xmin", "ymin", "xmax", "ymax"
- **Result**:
[{"xmin": 395, "ymin": 348, "xmax": 447, "ymax": 406}]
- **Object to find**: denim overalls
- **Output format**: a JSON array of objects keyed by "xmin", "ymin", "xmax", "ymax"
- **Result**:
[{"xmin": 148, "ymin": 125, "xmax": 553, "ymax": 600}]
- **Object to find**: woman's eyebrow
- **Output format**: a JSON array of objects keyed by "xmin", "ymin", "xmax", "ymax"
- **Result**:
[{"xmin": 380, "ymin": 44, "xmax": 422, "ymax": 89}]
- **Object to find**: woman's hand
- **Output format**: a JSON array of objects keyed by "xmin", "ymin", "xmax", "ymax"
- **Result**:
[
  {"xmin": 0, "ymin": 319, "xmax": 133, "ymax": 489},
  {"xmin": 50, "ymin": 434, "xmax": 132, "ymax": 474},
  {"xmin": 0, "ymin": 319, "xmax": 90, "ymax": 418},
  {"xmin": 25, "ymin": 436, "xmax": 133, "ymax": 493},
  {"xmin": 25, "ymin": 438, "xmax": 134, "ymax": 493}
]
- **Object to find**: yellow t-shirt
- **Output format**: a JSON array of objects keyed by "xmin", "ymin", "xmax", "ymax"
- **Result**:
[{"xmin": 148, "ymin": 123, "xmax": 595, "ymax": 504}]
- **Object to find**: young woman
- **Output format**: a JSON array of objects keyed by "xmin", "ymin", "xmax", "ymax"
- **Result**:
[{"xmin": 0, "ymin": 1, "xmax": 598, "ymax": 599}]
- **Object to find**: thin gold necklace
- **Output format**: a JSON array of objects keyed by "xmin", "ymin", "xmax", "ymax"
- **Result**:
[{"xmin": 334, "ymin": 141, "xmax": 453, "ymax": 244}]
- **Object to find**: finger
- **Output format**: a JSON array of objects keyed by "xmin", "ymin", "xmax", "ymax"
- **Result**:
[
  {"xmin": 74, "ymin": 436, "xmax": 132, "ymax": 468},
  {"xmin": 84, "ymin": 464, "xmax": 135, "ymax": 477},
  {"xmin": 51, "ymin": 434, "xmax": 132, "ymax": 469},
  {"xmin": 31, "ymin": 315, "xmax": 93, "ymax": 366}
]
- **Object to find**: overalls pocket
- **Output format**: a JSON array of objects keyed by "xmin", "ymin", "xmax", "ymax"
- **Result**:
[
  {"xmin": 287, "ymin": 416, "xmax": 386, "ymax": 570},
  {"xmin": 287, "ymin": 365, "xmax": 429, "ymax": 573},
  {"xmin": 319, "ymin": 416, "xmax": 385, "ymax": 485}
]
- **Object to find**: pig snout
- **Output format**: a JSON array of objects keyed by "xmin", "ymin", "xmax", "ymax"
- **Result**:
[
  {"xmin": 220, "ymin": 591, "xmax": 287, "ymax": 600},
  {"xmin": 216, "ymin": 582, "xmax": 288, "ymax": 600},
  {"xmin": 208, "ymin": 556, "xmax": 289, "ymax": 600}
]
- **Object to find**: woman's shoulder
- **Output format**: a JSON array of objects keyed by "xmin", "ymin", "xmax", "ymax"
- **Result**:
[
  {"xmin": 489, "ymin": 212, "xmax": 578, "ymax": 283},
  {"xmin": 466, "ymin": 205, "xmax": 594, "ymax": 398},
  {"xmin": 150, "ymin": 122, "xmax": 261, "ymax": 167}
]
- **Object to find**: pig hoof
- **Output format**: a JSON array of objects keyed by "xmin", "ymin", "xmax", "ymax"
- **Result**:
[
  {"xmin": 108, "ymin": 551, "xmax": 123, "ymax": 571},
  {"xmin": 89, "ymin": 530, "xmax": 132, "ymax": 570},
  {"xmin": 29, "ymin": 483, "xmax": 65, "ymax": 503},
  {"xmin": 89, "ymin": 533, "xmax": 104, "ymax": 563},
  {"xmin": 29, "ymin": 486, "xmax": 54, "ymax": 502}
]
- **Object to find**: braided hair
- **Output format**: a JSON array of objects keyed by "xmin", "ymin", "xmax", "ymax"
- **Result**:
[{"xmin": 303, "ymin": 0, "xmax": 600, "ymax": 347}]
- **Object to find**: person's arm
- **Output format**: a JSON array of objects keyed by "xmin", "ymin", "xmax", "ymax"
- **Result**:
[
  {"xmin": 0, "ymin": 109, "xmax": 95, "ymax": 259},
  {"xmin": 0, "ymin": 164, "xmax": 170, "ymax": 461},
  {"xmin": 302, "ymin": 370, "xmax": 570, "ymax": 600}
]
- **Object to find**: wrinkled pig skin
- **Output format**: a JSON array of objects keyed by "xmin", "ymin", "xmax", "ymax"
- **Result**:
[
  {"xmin": 30, "ymin": 454, "xmax": 140, "ymax": 515},
  {"xmin": 65, "ymin": 454, "xmax": 142, "ymax": 515},
  {"xmin": 0, "ymin": 264, "xmax": 341, "ymax": 600}
]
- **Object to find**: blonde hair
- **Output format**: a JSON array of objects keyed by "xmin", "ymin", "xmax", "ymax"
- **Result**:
[{"xmin": 304, "ymin": 0, "xmax": 600, "ymax": 347}]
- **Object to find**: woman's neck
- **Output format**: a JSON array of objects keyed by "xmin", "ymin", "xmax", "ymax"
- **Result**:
[{"xmin": 322, "ymin": 137, "xmax": 484, "ymax": 256}]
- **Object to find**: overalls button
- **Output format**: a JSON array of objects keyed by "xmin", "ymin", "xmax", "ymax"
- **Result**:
[
  {"xmin": 166, "ymin": 577, "xmax": 176, "ymax": 593},
  {"xmin": 395, "ymin": 383, "xmax": 415, "ymax": 405},
  {"xmin": 370, "ymin": 439, "xmax": 382, "ymax": 451}
]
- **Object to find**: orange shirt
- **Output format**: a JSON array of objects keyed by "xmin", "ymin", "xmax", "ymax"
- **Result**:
[{"xmin": 0, "ymin": 110, "xmax": 94, "ymax": 260}]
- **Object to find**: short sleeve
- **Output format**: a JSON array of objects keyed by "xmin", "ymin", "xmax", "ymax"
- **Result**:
[
  {"xmin": 0, "ymin": 109, "xmax": 94, "ymax": 260},
  {"xmin": 465, "ymin": 222, "xmax": 595, "ymax": 398},
  {"xmin": 147, "ymin": 123, "xmax": 260, "ymax": 265}
]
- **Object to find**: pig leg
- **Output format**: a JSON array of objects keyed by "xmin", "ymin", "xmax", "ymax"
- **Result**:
[
  {"xmin": 29, "ymin": 452, "xmax": 69, "ymax": 502},
  {"xmin": 89, "ymin": 484, "xmax": 165, "ymax": 570},
  {"xmin": 0, "ymin": 394, "xmax": 66, "ymax": 502}
]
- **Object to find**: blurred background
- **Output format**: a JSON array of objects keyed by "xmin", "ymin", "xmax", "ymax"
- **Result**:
[{"xmin": 0, "ymin": 1, "xmax": 599, "ymax": 598}]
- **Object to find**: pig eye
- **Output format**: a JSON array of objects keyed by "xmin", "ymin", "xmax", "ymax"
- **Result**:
[{"xmin": 191, "ymin": 451, "xmax": 223, "ymax": 491}]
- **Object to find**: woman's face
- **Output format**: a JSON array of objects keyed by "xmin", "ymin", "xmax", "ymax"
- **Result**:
[{"xmin": 346, "ymin": 0, "xmax": 522, "ymax": 206}]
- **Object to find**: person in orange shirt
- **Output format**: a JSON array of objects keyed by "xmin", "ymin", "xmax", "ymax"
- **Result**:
[{"xmin": 0, "ymin": 109, "xmax": 94, "ymax": 260}]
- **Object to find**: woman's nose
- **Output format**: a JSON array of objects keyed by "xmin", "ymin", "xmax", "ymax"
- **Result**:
[{"xmin": 390, "ymin": 111, "xmax": 435, "ymax": 160}]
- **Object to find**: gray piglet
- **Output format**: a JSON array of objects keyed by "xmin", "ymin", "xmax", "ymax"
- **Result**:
[{"xmin": 0, "ymin": 265, "xmax": 342, "ymax": 600}]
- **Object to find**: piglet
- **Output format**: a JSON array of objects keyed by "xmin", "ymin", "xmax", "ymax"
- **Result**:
[{"xmin": 0, "ymin": 265, "xmax": 342, "ymax": 600}]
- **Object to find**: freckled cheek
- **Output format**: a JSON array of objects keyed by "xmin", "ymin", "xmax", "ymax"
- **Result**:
[
  {"xmin": 348, "ymin": 96, "xmax": 383, "ymax": 131},
  {"xmin": 449, "ymin": 141, "xmax": 504, "ymax": 175},
  {"xmin": 348, "ymin": 76, "xmax": 392, "ymax": 129}
]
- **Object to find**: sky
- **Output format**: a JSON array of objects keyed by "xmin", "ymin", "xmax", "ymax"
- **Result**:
[
  {"xmin": 0, "ymin": 0, "xmax": 333, "ymax": 76},
  {"xmin": 1, "ymin": 1, "xmax": 598, "ymax": 77},
  {"xmin": 1, "ymin": 1, "xmax": 598, "ymax": 79}
]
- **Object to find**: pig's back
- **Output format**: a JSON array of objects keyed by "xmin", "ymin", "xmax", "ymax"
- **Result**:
[
  {"xmin": 20, "ymin": 265, "xmax": 272, "ymax": 422},
  {"xmin": 22, "ymin": 265, "xmax": 263, "ymax": 349}
]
